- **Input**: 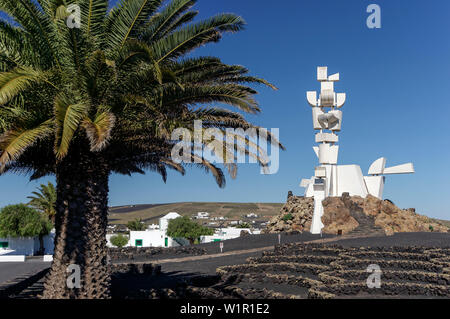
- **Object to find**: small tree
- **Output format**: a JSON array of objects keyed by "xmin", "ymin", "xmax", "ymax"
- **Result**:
[
  {"xmin": 167, "ymin": 216, "xmax": 214, "ymax": 245},
  {"xmin": 0, "ymin": 204, "xmax": 53, "ymax": 254},
  {"xmin": 27, "ymin": 182, "xmax": 56, "ymax": 223},
  {"xmin": 126, "ymin": 218, "xmax": 146, "ymax": 231},
  {"xmin": 110, "ymin": 234, "xmax": 129, "ymax": 248},
  {"xmin": 236, "ymin": 222, "xmax": 251, "ymax": 228}
]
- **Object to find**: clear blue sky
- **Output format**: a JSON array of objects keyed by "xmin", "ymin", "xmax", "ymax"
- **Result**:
[{"xmin": 0, "ymin": 0, "xmax": 449, "ymax": 220}]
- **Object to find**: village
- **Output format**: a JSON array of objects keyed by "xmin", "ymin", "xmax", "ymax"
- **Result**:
[{"xmin": 0, "ymin": 208, "xmax": 267, "ymax": 261}]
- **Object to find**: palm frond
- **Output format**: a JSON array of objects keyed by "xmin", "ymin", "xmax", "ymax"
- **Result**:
[
  {"xmin": 0, "ymin": 119, "xmax": 53, "ymax": 171},
  {"xmin": 0, "ymin": 67, "xmax": 47, "ymax": 105},
  {"xmin": 152, "ymin": 14, "xmax": 245, "ymax": 63},
  {"xmin": 54, "ymin": 94, "xmax": 89, "ymax": 159},
  {"xmin": 82, "ymin": 110, "xmax": 116, "ymax": 151},
  {"xmin": 105, "ymin": 0, "xmax": 163, "ymax": 51}
]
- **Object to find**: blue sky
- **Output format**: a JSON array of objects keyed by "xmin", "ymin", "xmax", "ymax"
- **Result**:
[{"xmin": 0, "ymin": 0, "xmax": 449, "ymax": 220}]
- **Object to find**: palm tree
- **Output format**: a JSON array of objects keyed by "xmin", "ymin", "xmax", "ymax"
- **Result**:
[
  {"xmin": 126, "ymin": 218, "xmax": 146, "ymax": 231},
  {"xmin": 0, "ymin": 0, "xmax": 283, "ymax": 298},
  {"xmin": 27, "ymin": 181, "xmax": 57, "ymax": 223}
]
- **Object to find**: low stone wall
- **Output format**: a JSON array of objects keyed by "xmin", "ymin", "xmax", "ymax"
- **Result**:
[
  {"xmin": 111, "ymin": 263, "xmax": 161, "ymax": 275},
  {"xmin": 108, "ymin": 246, "xmax": 207, "ymax": 262}
]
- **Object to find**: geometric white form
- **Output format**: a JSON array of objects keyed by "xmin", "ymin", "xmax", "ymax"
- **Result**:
[
  {"xmin": 321, "ymin": 81, "xmax": 334, "ymax": 92},
  {"xmin": 336, "ymin": 165, "xmax": 368, "ymax": 197},
  {"xmin": 383, "ymin": 163, "xmax": 414, "ymax": 175},
  {"xmin": 315, "ymin": 110, "xmax": 342, "ymax": 131},
  {"xmin": 305, "ymin": 178, "xmax": 314, "ymax": 197},
  {"xmin": 328, "ymin": 73, "xmax": 339, "ymax": 81},
  {"xmin": 307, "ymin": 91, "xmax": 317, "ymax": 107},
  {"xmin": 312, "ymin": 107, "xmax": 325, "ymax": 130},
  {"xmin": 300, "ymin": 178, "xmax": 311, "ymax": 188},
  {"xmin": 327, "ymin": 164, "xmax": 339, "ymax": 197},
  {"xmin": 310, "ymin": 179, "xmax": 326, "ymax": 234},
  {"xmin": 318, "ymin": 144, "xmax": 339, "ymax": 164},
  {"xmin": 43, "ymin": 255, "xmax": 53, "ymax": 262},
  {"xmin": 364, "ymin": 175, "xmax": 385, "ymax": 199},
  {"xmin": 317, "ymin": 66, "xmax": 328, "ymax": 81},
  {"xmin": 315, "ymin": 132, "xmax": 338, "ymax": 143},
  {"xmin": 336, "ymin": 93, "xmax": 346, "ymax": 108},
  {"xmin": 328, "ymin": 110, "xmax": 342, "ymax": 131},
  {"xmin": 318, "ymin": 112, "xmax": 338, "ymax": 128},
  {"xmin": 315, "ymin": 166, "xmax": 326, "ymax": 178},
  {"xmin": 312, "ymin": 146, "xmax": 319, "ymax": 158},
  {"xmin": 368, "ymin": 157, "xmax": 386, "ymax": 175},
  {"xmin": 319, "ymin": 89, "xmax": 335, "ymax": 107}
]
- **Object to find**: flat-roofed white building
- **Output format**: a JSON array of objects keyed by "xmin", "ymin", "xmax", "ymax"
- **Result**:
[
  {"xmin": 124, "ymin": 212, "xmax": 182, "ymax": 248},
  {"xmin": 200, "ymin": 227, "xmax": 260, "ymax": 243}
]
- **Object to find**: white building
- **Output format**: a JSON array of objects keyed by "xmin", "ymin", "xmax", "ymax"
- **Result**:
[
  {"xmin": 200, "ymin": 227, "xmax": 260, "ymax": 243},
  {"xmin": 0, "ymin": 231, "xmax": 55, "ymax": 262},
  {"xmin": 127, "ymin": 212, "xmax": 182, "ymax": 248},
  {"xmin": 195, "ymin": 212, "xmax": 210, "ymax": 219}
]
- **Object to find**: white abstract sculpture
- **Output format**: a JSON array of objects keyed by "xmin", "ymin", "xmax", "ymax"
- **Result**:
[{"xmin": 301, "ymin": 67, "xmax": 414, "ymax": 234}]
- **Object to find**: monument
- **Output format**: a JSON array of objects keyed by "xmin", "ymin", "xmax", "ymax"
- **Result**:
[{"xmin": 300, "ymin": 67, "xmax": 414, "ymax": 234}]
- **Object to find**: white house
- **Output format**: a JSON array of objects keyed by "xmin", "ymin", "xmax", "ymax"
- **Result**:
[
  {"xmin": 195, "ymin": 212, "xmax": 210, "ymax": 219},
  {"xmin": 200, "ymin": 227, "xmax": 259, "ymax": 243},
  {"xmin": 159, "ymin": 212, "xmax": 181, "ymax": 232},
  {"xmin": 126, "ymin": 212, "xmax": 182, "ymax": 248}
]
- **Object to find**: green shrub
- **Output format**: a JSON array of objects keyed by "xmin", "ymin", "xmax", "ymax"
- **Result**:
[
  {"xmin": 0, "ymin": 204, "xmax": 52, "ymax": 238},
  {"xmin": 110, "ymin": 234, "xmax": 129, "ymax": 248},
  {"xmin": 167, "ymin": 216, "xmax": 213, "ymax": 244},
  {"xmin": 126, "ymin": 218, "xmax": 146, "ymax": 231},
  {"xmin": 282, "ymin": 213, "xmax": 293, "ymax": 222},
  {"xmin": 429, "ymin": 225, "xmax": 434, "ymax": 232},
  {"xmin": 0, "ymin": 204, "xmax": 53, "ymax": 254}
]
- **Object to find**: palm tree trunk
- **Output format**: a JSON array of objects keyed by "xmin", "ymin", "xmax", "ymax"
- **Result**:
[
  {"xmin": 42, "ymin": 149, "xmax": 110, "ymax": 299},
  {"xmin": 38, "ymin": 235, "xmax": 44, "ymax": 255}
]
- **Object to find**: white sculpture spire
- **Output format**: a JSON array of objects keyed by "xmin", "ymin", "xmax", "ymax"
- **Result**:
[{"xmin": 300, "ymin": 66, "xmax": 414, "ymax": 234}]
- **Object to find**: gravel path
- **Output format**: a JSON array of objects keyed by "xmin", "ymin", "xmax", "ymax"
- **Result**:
[{"xmin": 327, "ymin": 232, "xmax": 450, "ymax": 248}]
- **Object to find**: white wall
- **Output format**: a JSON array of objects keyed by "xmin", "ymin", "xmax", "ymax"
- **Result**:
[
  {"xmin": 336, "ymin": 165, "xmax": 368, "ymax": 197},
  {"xmin": 129, "ymin": 230, "xmax": 181, "ymax": 248},
  {"xmin": 0, "ymin": 230, "xmax": 54, "ymax": 257},
  {"xmin": 0, "ymin": 237, "xmax": 35, "ymax": 255},
  {"xmin": 200, "ymin": 227, "xmax": 254, "ymax": 244},
  {"xmin": 42, "ymin": 231, "xmax": 55, "ymax": 255}
]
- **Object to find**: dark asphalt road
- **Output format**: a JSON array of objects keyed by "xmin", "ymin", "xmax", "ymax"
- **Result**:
[
  {"xmin": 0, "ymin": 262, "xmax": 50, "ymax": 286},
  {"xmin": 330, "ymin": 232, "xmax": 450, "ymax": 248}
]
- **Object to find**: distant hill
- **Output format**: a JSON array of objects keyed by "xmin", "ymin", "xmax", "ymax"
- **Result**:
[{"xmin": 108, "ymin": 202, "xmax": 284, "ymax": 225}]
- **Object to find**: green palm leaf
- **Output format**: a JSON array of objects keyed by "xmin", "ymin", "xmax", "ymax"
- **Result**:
[
  {"xmin": 0, "ymin": 119, "xmax": 53, "ymax": 171},
  {"xmin": 54, "ymin": 95, "xmax": 89, "ymax": 159}
]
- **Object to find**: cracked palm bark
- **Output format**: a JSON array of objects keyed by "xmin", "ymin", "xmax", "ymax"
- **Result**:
[{"xmin": 42, "ymin": 147, "xmax": 110, "ymax": 299}]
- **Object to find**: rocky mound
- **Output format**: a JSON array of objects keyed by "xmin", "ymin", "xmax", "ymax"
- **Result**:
[
  {"xmin": 265, "ymin": 193, "xmax": 449, "ymax": 235},
  {"xmin": 264, "ymin": 196, "xmax": 314, "ymax": 233}
]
